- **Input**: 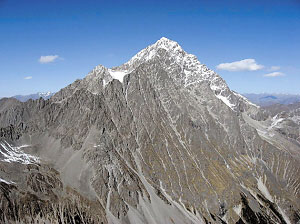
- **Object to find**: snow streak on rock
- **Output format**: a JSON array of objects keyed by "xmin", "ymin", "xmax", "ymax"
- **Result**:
[{"xmin": 0, "ymin": 141, "xmax": 39, "ymax": 164}]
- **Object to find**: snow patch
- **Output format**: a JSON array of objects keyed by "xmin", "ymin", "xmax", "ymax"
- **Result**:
[
  {"xmin": 93, "ymin": 144, "xmax": 101, "ymax": 148},
  {"xmin": 0, "ymin": 141, "xmax": 39, "ymax": 164},
  {"xmin": 278, "ymin": 206, "xmax": 292, "ymax": 224},
  {"xmin": 38, "ymin": 92, "xmax": 52, "ymax": 97},
  {"xmin": 233, "ymin": 204, "xmax": 242, "ymax": 217},
  {"xmin": 257, "ymin": 176, "xmax": 273, "ymax": 202},
  {"xmin": 216, "ymin": 94, "xmax": 235, "ymax": 109},
  {"xmin": 108, "ymin": 69, "xmax": 127, "ymax": 83},
  {"xmin": 0, "ymin": 177, "xmax": 15, "ymax": 185},
  {"xmin": 269, "ymin": 115, "xmax": 285, "ymax": 130},
  {"xmin": 103, "ymin": 79, "xmax": 107, "ymax": 87}
]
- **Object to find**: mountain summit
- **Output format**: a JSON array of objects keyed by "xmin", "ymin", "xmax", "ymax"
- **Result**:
[
  {"xmin": 0, "ymin": 38, "xmax": 299, "ymax": 224},
  {"xmin": 56, "ymin": 37, "xmax": 262, "ymax": 116}
]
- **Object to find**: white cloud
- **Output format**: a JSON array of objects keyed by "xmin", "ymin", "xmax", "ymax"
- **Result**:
[
  {"xmin": 24, "ymin": 76, "xmax": 32, "ymax": 80},
  {"xmin": 264, "ymin": 72, "xmax": 285, "ymax": 77},
  {"xmin": 39, "ymin": 55, "xmax": 59, "ymax": 64},
  {"xmin": 269, "ymin": 66, "xmax": 281, "ymax": 71},
  {"xmin": 216, "ymin": 59, "xmax": 264, "ymax": 71}
]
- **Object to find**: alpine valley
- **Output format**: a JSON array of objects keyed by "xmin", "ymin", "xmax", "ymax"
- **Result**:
[{"xmin": 0, "ymin": 38, "xmax": 299, "ymax": 224}]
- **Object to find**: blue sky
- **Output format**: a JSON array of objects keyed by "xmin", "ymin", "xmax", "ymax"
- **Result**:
[{"xmin": 0, "ymin": 0, "xmax": 299, "ymax": 97}]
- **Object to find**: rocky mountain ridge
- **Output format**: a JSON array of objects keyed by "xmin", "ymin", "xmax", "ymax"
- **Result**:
[
  {"xmin": 0, "ymin": 37, "xmax": 299, "ymax": 223},
  {"xmin": 262, "ymin": 102, "xmax": 300, "ymax": 145},
  {"xmin": 4, "ymin": 92, "xmax": 55, "ymax": 102}
]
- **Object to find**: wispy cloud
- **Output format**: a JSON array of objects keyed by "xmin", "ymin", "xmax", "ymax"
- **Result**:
[
  {"xmin": 216, "ymin": 59, "xmax": 264, "ymax": 71},
  {"xmin": 264, "ymin": 72, "xmax": 285, "ymax": 77},
  {"xmin": 39, "ymin": 55, "xmax": 59, "ymax": 64},
  {"xmin": 269, "ymin": 66, "xmax": 281, "ymax": 71},
  {"xmin": 24, "ymin": 76, "xmax": 32, "ymax": 80}
]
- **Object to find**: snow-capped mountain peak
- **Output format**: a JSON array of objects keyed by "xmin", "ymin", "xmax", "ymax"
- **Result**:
[
  {"xmin": 120, "ymin": 37, "xmax": 186, "ymax": 71},
  {"xmin": 118, "ymin": 37, "xmax": 259, "ymax": 112},
  {"xmin": 118, "ymin": 37, "xmax": 222, "ymax": 88},
  {"xmin": 1, "ymin": 37, "xmax": 298, "ymax": 224},
  {"xmin": 154, "ymin": 36, "xmax": 183, "ymax": 53},
  {"xmin": 85, "ymin": 37, "xmax": 261, "ymax": 115}
]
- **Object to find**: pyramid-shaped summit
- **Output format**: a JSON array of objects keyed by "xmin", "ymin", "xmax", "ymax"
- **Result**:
[
  {"xmin": 0, "ymin": 37, "xmax": 299, "ymax": 224},
  {"xmin": 58, "ymin": 37, "xmax": 261, "ymax": 114}
]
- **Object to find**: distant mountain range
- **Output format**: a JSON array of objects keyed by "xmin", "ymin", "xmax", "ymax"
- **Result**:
[
  {"xmin": 7, "ymin": 92, "xmax": 55, "ymax": 102},
  {"xmin": 5, "ymin": 92, "xmax": 300, "ymax": 107},
  {"xmin": 243, "ymin": 93, "xmax": 300, "ymax": 106}
]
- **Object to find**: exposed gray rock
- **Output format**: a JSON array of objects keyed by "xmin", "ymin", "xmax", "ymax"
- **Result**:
[
  {"xmin": 0, "ymin": 37, "xmax": 299, "ymax": 224},
  {"xmin": 263, "ymin": 102, "xmax": 300, "ymax": 145}
]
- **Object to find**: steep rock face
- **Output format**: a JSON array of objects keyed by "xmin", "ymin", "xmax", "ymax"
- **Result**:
[
  {"xmin": 0, "ymin": 141, "xmax": 107, "ymax": 224},
  {"xmin": 117, "ymin": 37, "xmax": 265, "ymax": 120},
  {"xmin": 0, "ymin": 38, "xmax": 299, "ymax": 223}
]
